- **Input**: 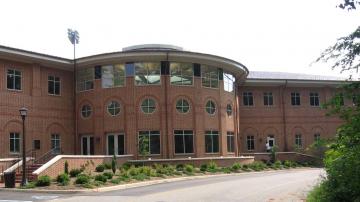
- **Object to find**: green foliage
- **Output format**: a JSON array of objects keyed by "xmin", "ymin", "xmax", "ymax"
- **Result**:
[
  {"xmin": 75, "ymin": 174, "xmax": 91, "ymax": 184},
  {"xmin": 241, "ymin": 164, "xmax": 250, "ymax": 171},
  {"xmin": 64, "ymin": 161, "xmax": 69, "ymax": 174},
  {"xmin": 69, "ymin": 168, "xmax": 82, "ymax": 177},
  {"xmin": 271, "ymin": 160, "xmax": 282, "ymax": 170},
  {"xmin": 270, "ymin": 145, "xmax": 278, "ymax": 163},
  {"xmin": 82, "ymin": 183, "xmax": 94, "ymax": 189},
  {"xmin": 93, "ymin": 180, "xmax": 104, "ymax": 187},
  {"xmin": 122, "ymin": 162, "xmax": 131, "ymax": 170},
  {"xmin": 207, "ymin": 161, "xmax": 218, "ymax": 172},
  {"xmin": 306, "ymin": 138, "xmax": 331, "ymax": 159},
  {"xmin": 132, "ymin": 173, "xmax": 150, "ymax": 181},
  {"xmin": 176, "ymin": 164, "xmax": 184, "ymax": 171},
  {"xmin": 95, "ymin": 164, "xmax": 105, "ymax": 172},
  {"xmin": 248, "ymin": 161, "xmax": 267, "ymax": 171},
  {"xmin": 138, "ymin": 135, "xmax": 150, "ymax": 157},
  {"xmin": 283, "ymin": 160, "xmax": 292, "ymax": 169},
  {"xmin": 104, "ymin": 163, "xmax": 112, "ymax": 169},
  {"xmin": 200, "ymin": 164, "xmax": 208, "ymax": 172},
  {"xmin": 110, "ymin": 178, "xmax": 122, "ymax": 184},
  {"xmin": 184, "ymin": 164, "xmax": 194, "ymax": 174},
  {"xmin": 231, "ymin": 163, "xmax": 242, "ymax": 171},
  {"xmin": 307, "ymin": 181, "xmax": 333, "ymax": 202},
  {"xmin": 103, "ymin": 172, "xmax": 114, "ymax": 179},
  {"xmin": 111, "ymin": 155, "xmax": 117, "ymax": 174},
  {"xmin": 95, "ymin": 174, "xmax": 107, "ymax": 183},
  {"xmin": 21, "ymin": 181, "xmax": 36, "ymax": 189},
  {"xmin": 35, "ymin": 175, "xmax": 51, "ymax": 187},
  {"xmin": 222, "ymin": 167, "xmax": 232, "ymax": 174},
  {"xmin": 128, "ymin": 166, "xmax": 139, "ymax": 176},
  {"xmin": 56, "ymin": 173, "xmax": 70, "ymax": 186}
]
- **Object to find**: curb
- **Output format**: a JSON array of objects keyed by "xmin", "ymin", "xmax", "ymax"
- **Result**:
[{"xmin": 0, "ymin": 168, "xmax": 322, "ymax": 194}]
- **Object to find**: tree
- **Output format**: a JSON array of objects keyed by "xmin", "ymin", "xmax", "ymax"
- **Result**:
[{"xmin": 338, "ymin": 0, "xmax": 360, "ymax": 10}]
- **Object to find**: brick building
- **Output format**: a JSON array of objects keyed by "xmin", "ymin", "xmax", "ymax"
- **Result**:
[{"xmin": 0, "ymin": 44, "xmax": 345, "ymax": 160}]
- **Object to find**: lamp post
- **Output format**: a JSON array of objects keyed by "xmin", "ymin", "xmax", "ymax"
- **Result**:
[{"xmin": 19, "ymin": 107, "xmax": 28, "ymax": 187}]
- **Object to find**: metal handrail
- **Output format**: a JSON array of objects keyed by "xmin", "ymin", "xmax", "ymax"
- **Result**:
[{"xmin": 34, "ymin": 147, "xmax": 62, "ymax": 165}]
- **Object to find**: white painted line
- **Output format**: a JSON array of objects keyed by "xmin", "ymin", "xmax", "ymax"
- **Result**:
[{"xmin": 31, "ymin": 196, "xmax": 59, "ymax": 200}]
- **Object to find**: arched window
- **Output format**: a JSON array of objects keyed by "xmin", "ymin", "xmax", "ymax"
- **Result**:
[
  {"xmin": 205, "ymin": 100, "xmax": 216, "ymax": 115},
  {"xmin": 226, "ymin": 104, "xmax": 232, "ymax": 116},
  {"xmin": 141, "ymin": 98, "xmax": 156, "ymax": 114},
  {"xmin": 176, "ymin": 99, "xmax": 190, "ymax": 113},
  {"xmin": 107, "ymin": 101, "xmax": 121, "ymax": 116},
  {"xmin": 81, "ymin": 105, "xmax": 92, "ymax": 118}
]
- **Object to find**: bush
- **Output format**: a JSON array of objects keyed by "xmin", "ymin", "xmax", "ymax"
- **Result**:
[
  {"xmin": 111, "ymin": 155, "xmax": 117, "ymax": 174},
  {"xmin": 128, "ymin": 166, "xmax": 139, "ymax": 176},
  {"xmin": 271, "ymin": 160, "xmax": 282, "ymax": 170},
  {"xmin": 95, "ymin": 174, "xmax": 107, "ymax": 183},
  {"xmin": 82, "ymin": 183, "xmax": 94, "ymax": 189},
  {"xmin": 122, "ymin": 162, "xmax": 131, "ymax": 170},
  {"xmin": 307, "ymin": 182, "xmax": 331, "ymax": 202},
  {"xmin": 56, "ymin": 173, "xmax": 70, "ymax": 186},
  {"xmin": 176, "ymin": 164, "xmax": 184, "ymax": 171},
  {"xmin": 222, "ymin": 167, "xmax": 232, "ymax": 173},
  {"xmin": 200, "ymin": 164, "xmax": 208, "ymax": 172},
  {"xmin": 69, "ymin": 168, "xmax": 82, "ymax": 177},
  {"xmin": 36, "ymin": 175, "xmax": 51, "ymax": 187},
  {"xmin": 104, "ymin": 163, "xmax": 112, "ymax": 170},
  {"xmin": 75, "ymin": 174, "xmax": 91, "ymax": 184},
  {"xmin": 132, "ymin": 173, "xmax": 150, "ymax": 181},
  {"xmin": 95, "ymin": 164, "xmax": 105, "ymax": 172},
  {"xmin": 184, "ymin": 164, "xmax": 194, "ymax": 174},
  {"xmin": 207, "ymin": 161, "xmax": 218, "ymax": 172},
  {"xmin": 111, "ymin": 178, "xmax": 122, "ymax": 184},
  {"xmin": 242, "ymin": 164, "xmax": 250, "ymax": 171},
  {"xmin": 231, "ymin": 163, "xmax": 242, "ymax": 171},
  {"xmin": 103, "ymin": 172, "xmax": 114, "ymax": 179},
  {"xmin": 139, "ymin": 166, "xmax": 156, "ymax": 177},
  {"xmin": 93, "ymin": 180, "xmax": 104, "ymax": 187},
  {"xmin": 64, "ymin": 161, "xmax": 69, "ymax": 174},
  {"xmin": 248, "ymin": 161, "xmax": 266, "ymax": 171},
  {"xmin": 21, "ymin": 181, "xmax": 36, "ymax": 189}
]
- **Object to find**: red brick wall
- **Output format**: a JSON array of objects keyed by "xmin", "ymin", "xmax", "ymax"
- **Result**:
[{"xmin": 0, "ymin": 59, "xmax": 74, "ymax": 158}]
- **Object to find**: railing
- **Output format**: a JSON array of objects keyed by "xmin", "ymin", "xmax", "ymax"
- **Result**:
[
  {"xmin": 34, "ymin": 147, "xmax": 63, "ymax": 165},
  {"xmin": 14, "ymin": 149, "xmax": 37, "ymax": 173}
]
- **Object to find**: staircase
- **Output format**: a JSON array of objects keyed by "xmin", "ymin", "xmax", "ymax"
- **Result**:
[{"xmin": 15, "ymin": 163, "xmax": 43, "ymax": 183}]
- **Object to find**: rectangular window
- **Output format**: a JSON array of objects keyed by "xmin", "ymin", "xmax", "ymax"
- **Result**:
[
  {"xmin": 102, "ymin": 64, "xmax": 126, "ymax": 88},
  {"xmin": 135, "ymin": 62, "xmax": 161, "ymax": 85},
  {"xmin": 201, "ymin": 65, "xmax": 219, "ymax": 88},
  {"xmin": 291, "ymin": 92, "xmax": 301, "ymax": 106},
  {"xmin": 264, "ymin": 92, "xmax": 273, "ymax": 106},
  {"xmin": 170, "ymin": 62, "xmax": 193, "ymax": 85},
  {"xmin": 243, "ymin": 92, "xmax": 254, "ymax": 106},
  {"xmin": 314, "ymin": 133, "xmax": 320, "ymax": 142},
  {"xmin": 33, "ymin": 140, "xmax": 41, "ymax": 150},
  {"xmin": 138, "ymin": 131, "xmax": 160, "ymax": 155},
  {"xmin": 51, "ymin": 134, "xmax": 61, "ymax": 154},
  {"xmin": 246, "ymin": 135, "xmax": 255, "ymax": 151},
  {"xmin": 48, "ymin": 75, "xmax": 61, "ymax": 95},
  {"xmin": 107, "ymin": 133, "xmax": 125, "ymax": 155},
  {"xmin": 310, "ymin": 92, "xmax": 320, "ymax": 106},
  {"xmin": 227, "ymin": 132, "xmax": 235, "ymax": 153},
  {"xmin": 174, "ymin": 130, "xmax": 194, "ymax": 154},
  {"xmin": 295, "ymin": 134, "xmax": 302, "ymax": 147},
  {"xmin": 224, "ymin": 73, "xmax": 235, "ymax": 92},
  {"xmin": 7, "ymin": 69, "xmax": 21, "ymax": 90},
  {"xmin": 9, "ymin": 132, "xmax": 20, "ymax": 153},
  {"xmin": 76, "ymin": 68, "xmax": 94, "ymax": 91},
  {"xmin": 205, "ymin": 130, "xmax": 219, "ymax": 153}
]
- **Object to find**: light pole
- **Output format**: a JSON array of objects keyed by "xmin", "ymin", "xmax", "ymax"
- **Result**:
[
  {"xmin": 19, "ymin": 107, "xmax": 28, "ymax": 187},
  {"xmin": 67, "ymin": 29, "xmax": 79, "ymax": 155}
]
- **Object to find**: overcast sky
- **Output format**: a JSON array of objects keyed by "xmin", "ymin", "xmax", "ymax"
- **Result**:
[{"xmin": 1, "ymin": 0, "xmax": 359, "ymax": 77}]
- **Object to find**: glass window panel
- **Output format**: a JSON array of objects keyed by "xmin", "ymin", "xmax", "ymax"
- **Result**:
[
  {"xmin": 184, "ymin": 134, "xmax": 194, "ymax": 153},
  {"xmin": 108, "ymin": 135, "xmax": 115, "ymax": 155},
  {"xmin": 118, "ymin": 135, "xmax": 125, "ymax": 155},
  {"xmin": 150, "ymin": 134, "xmax": 160, "ymax": 154},
  {"xmin": 174, "ymin": 135, "xmax": 184, "ymax": 153}
]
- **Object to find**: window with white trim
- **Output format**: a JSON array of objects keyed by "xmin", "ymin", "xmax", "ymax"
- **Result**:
[
  {"xmin": 7, "ymin": 69, "xmax": 21, "ymax": 90},
  {"xmin": 205, "ymin": 130, "xmax": 219, "ymax": 153},
  {"xmin": 201, "ymin": 65, "xmax": 219, "ymax": 88},
  {"xmin": 135, "ymin": 62, "xmax": 161, "ymax": 85},
  {"xmin": 264, "ymin": 92, "xmax": 273, "ymax": 106},
  {"xmin": 223, "ymin": 73, "xmax": 235, "ymax": 92},
  {"xmin": 48, "ymin": 75, "xmax": 60, "ymax": 95},
  {"xmin": 107, "ymin": 101, "xmax": 121, "ymax": 116},
  {"xmin": 226, "ymin": 104, "xmax": 232, "ymax": 116},
  {"xmin": 170, "ymin": 62, "xmax": 193, "ymax": 85},
  {"xmin": 141, "ymin": 98, "xmax": 156, "ymax": 114},
  {"xmin": 107, "ymin": 133, "xmax": 125, "ymax": 155},
  {"xmin": 295, "ymin": 134, "xmax": 302, "ymax": 147},
  {"xmin": 227, "ymin": 132, "xmax": 235, "ymax": 153},
  {"xmin": 176, "ymin": 99, "xmax": 190, "ymax": 113},
  {"xmin": 243, "ymin": 92, "xmax": 253, "ymax": 106},
  {"xmin": 310, "ymin": 92, "xmax": 320, "ymax": 106},
  {"xmin": 246, "ymin": 135, "xmax": 255, "ymax": 151},
  {"xmin": 81, "ymin": 105, "xmax": 92, "ymax": 118},
  {"xmin": 10, "ymin": 132, "xmax": 20, "ymax": 153},
  {"xmin": 138, "ymin": 131, "xmax": 160, "ymax": 155},
  {"xmin": 174, "ymin": 130, "xmax": 193, "ymax": 154},
  {"xmin": 205, "ymin": 100, "xmax": 216, "ymax": 115},
  {"xmin": 51, "ymin": 134, "xmax": 61, "ymax": 153},
  {"xmin": 76, "ymin": 68, "xmax": 94, "ymax": 91},
  {"xmin": 102, "ymin": 64, "xmax": 126, "ymax": 88},
  {"xmin": 291, "ymin": 92, "xmax": 301, "ymax": 106}
]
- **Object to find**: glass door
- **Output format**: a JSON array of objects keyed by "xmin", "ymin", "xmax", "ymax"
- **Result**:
[
  {"xmin": 107, "ymin": 133, "xmax": 125, "ymax": 155},
  {"xmin": 81, "ymin": 135, "xmax": 94, "ymax": 155}
]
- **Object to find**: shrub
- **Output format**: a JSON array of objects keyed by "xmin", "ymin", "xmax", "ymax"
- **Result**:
[
  {"xmin": 128, "ymin": 166, "xmax": 139, "ymax": 176},
  {"xmin": 176, "ymin": 164, "xmax": 184, "ymax": 171},
  {"xmin": 307, "ymin": 182, "xmax": 331, "ymax": 202},
  {"xmin": 132, "ymin": 173, "xmax": 150, "ymax": 181},
  {"xmin": 231, "ymin": 163, "xmax": 242, "ymax": 171},
  {"xmin": 103, "ymin": 172, "xmax": 114, "ymax": 179},
  {"xmin": 242, "ymin": 164, "xmax": 250, "ymax": 171},
  {"xmin": 21, "ymin": 181, "xmax": 36, "ymax": 189},
  {"xmin": 56, "ymin": 173, "xmax": 70, "ymax": 186},
  {"xmin": 184, "ymin": 164, "xmax": 194, "ymax": 174},
  {"xmin": 82, "ymin": 183, "xmax": 94, "ymax": 189},
  {"xmin": 95, "ymin": 174, "xmax": 107, "ymax": 183},
  {"xmin": 122, "ymin": 162, "xmax": 131, "ymax": 170},
  {"xmin": 104, "ymin": 163, "xmax": 112, "ymax": 170},
  {"xmin": 111, "ymin": 155, "xmax": 117, "ymax": 174},
  {"xmin": 93, "ymin": 180, "xmax": 104, "ymax": 187},
  {"xmin": 139, "ymin": 166, "xmax": 156, "ymax": 177},
  {"xmin": 111, "ymin": 178, "xmax": 122, "ymax": 184},
  {"xmin": 207, "ymin": 161, "xmax": 218, "ymax": 172},
  {"xmin": 64, "ymin": 161, "xmax": 69, "ymax": 174},
  {"xmin": 75, "ymin": 174, "xmax": 91, "ymax": 184},
  {"xmin": 35, "ymin": 175, "xmax": 51, "ymax": 187},
  {"xmin": 271, "ymin": 160, "xmax": 282, "ymax": 169},
  {"xmin": 248, "ymin": 161, "xmax": 266, "ymax": 171},
  {"xmin": 69, "ymin": 168, "xmax": 82, "ymax": 177},
  {"xmin": 200, "ymin": 164, "xmax": 208, "ymax": 172},
  {"xmin": 222, "ymin": 167, "xmax": 232, "ymax": 173},
  {"xmin": 95, "ymin": 164, "xmax": 105, "ymax": 172}
]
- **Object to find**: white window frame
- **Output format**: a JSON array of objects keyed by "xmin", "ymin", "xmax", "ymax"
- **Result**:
[
  {"xmin": 7, "ymin": 68, "xmax": 22, "ymax": 91},
  {"xmin": 9, "ymin": 132, "xmax": 20, "ymax": 154},
  {"xmin": 174, "ymin": 130, "xmax": 194, "ymax": 154},
  {"xmin": 81, "ymin": 104, "xmax": 92, "ymax": 118},
  {"xmin": 295, "ymin": 134, "xmax": 302, "ymax": 147},
  {"xmin": 176, "ymin": 98, "xmax": 190, "ymax": 114},
  {"xmin": 170, "ymin": 62, "xmax": 194, "ymax": 86},
  {"xmin": 205, "ymin": 130, "xmax": 220, "ymax": 153},
  {"xmin": 107, "ymin": 101, "xmax": 121, "ymax": 116},
  {"xmin": 48, "ymin": 75, "xmax": 61, "ymax": 95},
  {"xmin": 246, "ymin": 135, "xmax": 255, "ymax": 151},
  {"xmin": 141, "ymin": 98, "xmax": 156, "ymax": 114},
  {"xmin": 310, "ymin": 92, "xmax": 320, "ymax": 106},
  {"xmin": 106, "ymin": 133, "xmax": 125, "ymax": 155},
  {"xmin": 205, "ymin": 100, "xmax": 216, "ymax": 115}
]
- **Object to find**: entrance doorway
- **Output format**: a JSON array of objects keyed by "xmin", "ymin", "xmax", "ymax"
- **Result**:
[
  {"xmin": 106, "ymin": 133, "xmax": 125, "ymax": 155},
  {"xmin": 267, "ymin": 135, "xmax": 275, "ymax": 149},
  {"xmin": 81, "ymin": 135, "xmax": 94, "ymax": 155}
]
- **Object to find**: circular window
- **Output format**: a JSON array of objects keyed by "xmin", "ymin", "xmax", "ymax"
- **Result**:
[
  {"xmin": 107, "ymin": 101, "xmax": 121, "ymax": 116},
  {"xmin": 205, "ymin": 100, "xmax": 216, "ymax": 115},
  {"xmin": 81, "ymin": 105, "xmax": 92, "ymax": 118},
  {"xmin": 141, "ymin": 98, "xmax": 156, "ymax": 114},
  {"xmin": 176, "ymin": 99, "xmax": 190, "ymax": 113},
  {"xmin": 226, "ymin": 104, "xmax": 232, "ymax": 116}
]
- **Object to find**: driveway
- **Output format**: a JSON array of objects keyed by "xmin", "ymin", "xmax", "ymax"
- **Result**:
[{"xmin": 0, "ymin": 168, "xmax": 324, "ymax": 202}]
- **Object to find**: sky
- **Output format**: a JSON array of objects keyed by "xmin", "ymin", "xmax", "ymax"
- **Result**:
[{"xmin": 0, "ymin": 0, "xmax": 359, "ymax": 77}]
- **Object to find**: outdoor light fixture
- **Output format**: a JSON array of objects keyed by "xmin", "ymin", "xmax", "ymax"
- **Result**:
[{"xmin": 19, "ymin": 107, "xmax": 28, "ymax": 187}]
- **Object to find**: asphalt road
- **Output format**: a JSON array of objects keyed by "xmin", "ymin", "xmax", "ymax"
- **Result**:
[{"xmin": 0, "ymin": 168, "xmax": 324, "ymax": 202}]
